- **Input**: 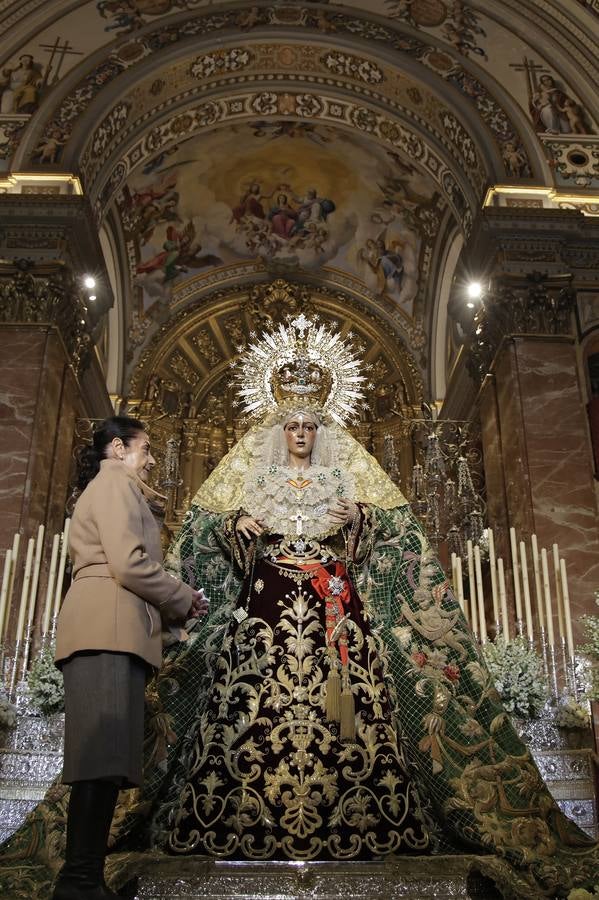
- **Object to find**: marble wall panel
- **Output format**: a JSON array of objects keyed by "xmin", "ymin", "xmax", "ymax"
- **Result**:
[
  {"xmin": 494, "ymin": 340, "xmax": 536, "ymax": 541},
  {"xmin": 0, "ymin": 327, "xmax": 45, "ymax": 550},
  {"xmin": 23, "ymin": 332, "xmax": 66, "ymax": 533},
  {"xmin": 515, "ymin": 336, "xmax": 599, "ymax": 635},
  {"xmin": 479, "ymin": 374, "xmax": 513, "ymax": 633},
  {"xmin": 491, "ymin": 341, "xmax": 536, "ymax": 635},
  {"xmin": 0, "ymin": 326, "xmax": 83, "ymax": 644}
]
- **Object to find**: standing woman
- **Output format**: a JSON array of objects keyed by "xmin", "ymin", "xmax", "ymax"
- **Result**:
[{"xmin": 53, "ymin": 416, "xmax": 207, "ymax": 900}]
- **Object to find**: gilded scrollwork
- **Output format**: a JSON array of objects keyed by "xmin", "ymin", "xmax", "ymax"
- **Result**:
[{"xmin": 0, "ymin": 261, "xmax": 93, "ymax": 374}]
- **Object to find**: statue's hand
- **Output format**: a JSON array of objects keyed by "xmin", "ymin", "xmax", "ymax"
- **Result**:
[
  {"xmin": 190, "ymin": 588, "xmax": 209, "ymax": 618},
  {"xmin": 236, "ymin": 515, "xmax": 264, "ymax": 540},
  {"xmin": 327, "ymin": 499, "xmax": 359, "ymax": 526}
]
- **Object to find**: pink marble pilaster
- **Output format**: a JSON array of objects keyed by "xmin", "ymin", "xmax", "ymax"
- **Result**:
[
  {"xmin": 0, "ymin": 325, "xmax": 82, "ymax": 642},
  {"xmin": 483, "ymin": 334, "xmax": 599, "ymax": 642}
]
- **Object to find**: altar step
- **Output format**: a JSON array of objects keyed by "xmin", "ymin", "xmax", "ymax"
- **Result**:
[
  {"xmin": 122, "ymin": 855, "xmax": 499, "ymax": 900},
  {"xmin": 0, "ymin": 709, "xmax": 63, "ymax": 844}
]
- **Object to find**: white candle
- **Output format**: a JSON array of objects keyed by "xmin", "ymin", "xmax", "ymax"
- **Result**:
[
  {"xmin": 0, "ymin": 549, "xmax": 13, "ymax": 642},
  {"xmin": 497, "ymin": 558, "xmax": 510, "ymax": 640},
  {"xmin": 6, "ymin": 533, "xmax": 21, "ymax": 630},
  {"xmin": 456, "ymin": 556, "xmax": 466, "ymax": 619},
  {"xmin": 474, "ymin": 545, "xmax": 487, "ymax": 643},
  {"xmin": 451, "ymin": 552, "xmax": 458, "ymax": 595},
  {"xmin": 52, "ymin": 519, "xmax": 71, "ymax": 619},
  {"xmin": 42, "ymin": 534, "xmax": 60, "ymax": 634},
  {"xmin": 509, "ymin": 527, "xmax": 523, "ymax": 627},
  {"xmin": 26, "ymin": 524, "xmax": 45, "ymax": 628},
  {"xmin": 15, "ymin": 538, "xmax": 35, "ymax": 641},
  {"xmin": 519, "ymin": 541, "xmax": 534, "ymax": 641},
  {"xmin": 466, "ymin": 540, "xmax": 479, "ymax": 636},
  {"xmin": 541, "ymin": 548, "xmax": 554, "ymax": 647},
  {"xmin": 559, "ymin": 558, "xmax": 575, "ymax": 660},
  {"xmin": 552, "ymin": 544, "xmax": 566, "ymax": 643},
  {"xmin": 487, "ymin": 528, "xmax": 499, "ymax": 627},
  {"xmin": 530, "ymin": 534, "xmax": 545, "ymax": 631}
]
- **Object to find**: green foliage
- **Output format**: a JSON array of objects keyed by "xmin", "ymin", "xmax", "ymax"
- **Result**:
[
  {"xmin": 482, "ymin": 635, "xmax": 548, "ymax": 718},
  {"xmin": 27, "ymin": 647, "xmax": 64, "ymax": 715}
]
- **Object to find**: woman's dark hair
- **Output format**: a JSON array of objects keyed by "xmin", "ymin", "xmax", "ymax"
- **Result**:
[{"xmin": 75, "ymin": 415, "xmax": 146, "ymax": 491}]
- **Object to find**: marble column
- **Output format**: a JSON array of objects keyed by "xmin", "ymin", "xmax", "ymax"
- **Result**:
[
  {"xmin": 0, "ymin": 192, "xmax": 114, "ymax": 644},
  {"xmin": 474, "ymin": 283, "xmax": 599, "ymax": 641},
  {"xmin": 0, "ymin": 325, "xmax": 79, "ymax": 547},
  {"xmin": 449, "ymin": 208, "xmax": 599, "ymax": 640}
]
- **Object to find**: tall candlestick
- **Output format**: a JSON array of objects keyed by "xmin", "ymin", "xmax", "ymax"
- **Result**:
[
  {"xmin": 27, "ymin": 524, "xmax": 45, "ymax": 629},
  {"xmin": 474, "ymin": 545, "xmax": 487, "ymax": 643},
  {"xmin": 0, "ymin": 549, "xmax": 13, "ymax": 642},
  {"xmin": 509, "ymin": 527, "xmax": 523, "ymax": 629},
  {"xmin": 52, "ymin": 519, "xmax": 71, "ymax": 620},
  {"xmin": 552, "ymin": 544, "xmax": 566, "ymax": 643},
  {"xmin": 15, "ymin": 538, "xmax": 35, "ymax": 642},
  {"xmin": 541, "ymin": 548, "xmax": 555, "ymax": 647},
  {"xmin": 456, "ymin": 556, "xmax": 466, "ymax": 619},
  {"xmin": 42, "ymin": 534, "xmax": 60, "ymax": 635},
  {"xmin": 530, "ymin": 534, "xmax": 545, "ymax": 631},
  {"xmin": 519, "ymin": 541, "xmax": 534, "ymax": 641},
  {"xmin": 497, "ymin": 558, "xmax": 510, "ymax": 640},
  {"xmin": 559, "ymin": 558, "xmax": 575, "ymax": 661},
  {"xmin": 466, "ymin": 540, "xmax": 479, "ymax": 637},
  {"xmin": 487, "ymin": 528, "xmax": 499, "ymax": 627}
]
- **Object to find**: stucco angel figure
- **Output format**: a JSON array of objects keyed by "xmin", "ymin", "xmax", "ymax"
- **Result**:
[{"xmin": 1, "ymin": 318, "xmax": 598, "ymax": 899}]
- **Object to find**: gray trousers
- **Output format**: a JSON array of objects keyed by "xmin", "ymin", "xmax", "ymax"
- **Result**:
[{"xmin": 61, "ymin": 651, "xmax": 147, "ymax": 788}]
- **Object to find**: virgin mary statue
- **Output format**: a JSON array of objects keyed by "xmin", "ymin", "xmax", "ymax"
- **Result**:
[{"xmin": 1, "ymin": 316, "xmax": 598, "ymax": 899}]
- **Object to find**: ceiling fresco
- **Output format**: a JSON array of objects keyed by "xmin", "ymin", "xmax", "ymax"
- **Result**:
[
  {"xmin": 0, "ymin": 0, "xmax": 597, "ymax": 401},
  {"xmin": 2, "ymin": 0, "xmax": 597, "ymax": 124},
  {"xmin": 0, "ymin": 1, "xmax": 597, "ymax": 186},
  {"xmin": 117, "ymin": 122, "xmax": 445, "ymax": 317}
]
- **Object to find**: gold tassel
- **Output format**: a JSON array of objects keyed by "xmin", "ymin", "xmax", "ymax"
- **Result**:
[
  {"xmin": 326, "ymin": 667, "xmax": 341, "ymax": 722},
  {"xmin": 340, "ymin": 681, "xmax": 356, "ymax": 742}
]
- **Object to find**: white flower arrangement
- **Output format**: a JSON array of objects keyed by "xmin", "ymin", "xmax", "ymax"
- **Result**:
[
  {"xmin": 0, "ymin": 694, "xmax": 17, "ymax": 729},
  {"xmin": 579, "ymin": 591, "xmax": 599, "ymax": 701},
  {"xmin": 554, "ymin": 697, "xmax": 591, "ymax": 730},
  {"xmin": 27, "ymin": 647, "xmax": 64, "ymax": 715},
  {"xmin": 482, "ymin": 635, "xmax": 548, "ymax": 719}
]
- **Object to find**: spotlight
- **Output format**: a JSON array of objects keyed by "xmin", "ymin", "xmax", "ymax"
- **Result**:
[
  {"xmin": 466, "ymin": 302, "xmax": 475, "ymax": 309},
  {"xmin": 466, "ymin": 282, "xmax": 482, "ymax": 299},
  {"xmin": 89, "ymin": 294, "xmax": 96, "ymax": 301},
  {"xmin": 83, "ymin": 275, "xmax": 96, "ymax": 289}
]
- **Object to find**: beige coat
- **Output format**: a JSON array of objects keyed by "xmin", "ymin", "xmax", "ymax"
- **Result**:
[{"xmin": 55, "ymin": 458, "xmax": 194, "ymax": 669}]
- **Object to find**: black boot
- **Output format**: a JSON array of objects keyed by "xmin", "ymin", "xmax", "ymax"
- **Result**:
[{"xmin": 52, "ymin": 779, "xmax": 120, "ymax": 900}]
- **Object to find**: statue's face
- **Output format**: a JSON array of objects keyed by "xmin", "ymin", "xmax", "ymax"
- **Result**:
[{"xmin": 283, "ymin": 415, "xmax": 317, "ymax": 461}]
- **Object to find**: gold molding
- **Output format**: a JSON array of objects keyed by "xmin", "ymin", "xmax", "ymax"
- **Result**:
[
  {"xmin": 0, "ymin": 172, "xmax": 84, "ymax": 195},
  {"xmin": 483, "ymin": 184, "xmax": 599, "ymax": 214}
]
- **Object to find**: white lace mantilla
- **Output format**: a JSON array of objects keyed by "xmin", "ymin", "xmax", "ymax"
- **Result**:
[{"xmin": 244, "ymin": 464, "xmax": 355, "ymax": 540}]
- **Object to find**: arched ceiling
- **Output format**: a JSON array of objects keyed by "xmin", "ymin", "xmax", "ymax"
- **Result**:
[
  {"xmin": 129, "ymin": 278, "xmax": 425, "ymax": 422},
  {"xmin": 0, "ymin": 1, "xmax": 598, "ymax": 404}
]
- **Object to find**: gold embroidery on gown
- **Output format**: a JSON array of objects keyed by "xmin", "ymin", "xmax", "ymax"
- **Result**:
[{"xmin": 168, "ymin": 520, "xmax": 430, "ymax": 859}]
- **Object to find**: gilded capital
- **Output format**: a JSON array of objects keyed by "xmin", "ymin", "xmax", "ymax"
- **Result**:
[{"xmin": 464, "ymin": 273, "xmax": 575, "ymax": 382}]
